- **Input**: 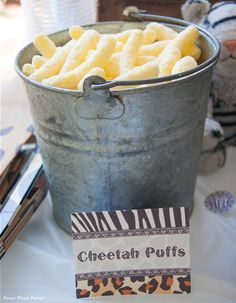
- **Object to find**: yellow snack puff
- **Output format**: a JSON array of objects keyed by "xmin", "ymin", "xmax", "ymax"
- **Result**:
[
  {"xmin": 169, "ymin": 25, "xmax": 199, "ymax": 53},
  {"xmin": 119, "ymin": 30, "xmax": 143, "ymax": 74},
  {"xmin": 115, "ymin": 41, "xmax": 124, "ymax": 52},
  {"xmin": 116, "ymin": 61, "xmax": 159, "ymax": 81},
  {"xmin": 116, "ymin": 27, "xmax": 157, "ymax": 44},
  {"xmin": 78, "ymin": 67, "xmax": 105, "ymax": 90},
  {"xmin": 33, "ymin": 33, "xmax": 57, "ymax": 59},
  {"xmin": 156, "ymin": 26, "xmax": 199, "ymax": 65},
  {"xmin": 105, "ymin": 58, "xmax": 119, "ymax": 78},
  {"xmin": 111, "ymin": 52, "xmax": 121, "ymax": 62},
  {"xmin": 182, "ymin": 43, "xmax": 201, "ymax": 61},
  {"xmin": 91, "ymin": 36, "xmax": 116, "ymax": 65},
  {"xmin": 105, "ymin": 74, "xmax": 114, "ymax": 81},
  {"xmin": 30, "ymin": 39, "xmax": 75, "ymax": 82},
  {"xmin": 113, "ymin": 60, "xmax": 159, "ymax": 89},
  {"xmin": 85, "ymin": 50, "xmax": 95, "ymax": 60},
  {"xmin": 104, "ymin": 52, "xmax": 121, "ymax": 78},
  {"xmin": 171, "ymin": 56, "xmax": 198, "ymax": 74},
  {"xmin": 139, "ymin": 40, "xmax": 170, "ymax": 56},
  {"xmin": 136, "ymin": 56, "xmax": 156, "ymax": 66},
  {"xmin": 158, "ymin": 46, "xmax": 182, "ymax": 77},
  {"xmin": 60, "ymin": 30, "xmax": 100, "ymax": 73},
  {"xmin": 43, "ymin": 36, "xmax": 116, "ymax": 89},
  {"xmin": 69, "ymin": 25, "xmax": 84, "ymax": 40},
  {"xmin": 102, "ymin": 33, "xmax": 116, "ymax": 38},
  {"xmin": 32, "ymin": 55, "xmax": 46, "ymax": 69},
  {"xmin": 22, "ymin": 63, "xmax": 35, "ymax": 76},
  {"xmin": 143, "ymin": 28, "xmax": 157, "ymax": 44},
  {"xmin": 116, "ymin": 29, "xmax": 133, "ymax": 43},
  {"xmin": 147, "ymin": 23, "xmax": 177, "ymax": 40}
]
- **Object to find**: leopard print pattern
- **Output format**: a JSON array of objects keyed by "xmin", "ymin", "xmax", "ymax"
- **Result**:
[{"xmin": 76, "ymin": 274, "xmax": 191, "ymax": 298}]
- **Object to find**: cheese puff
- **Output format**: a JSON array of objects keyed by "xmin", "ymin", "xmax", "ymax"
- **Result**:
[
  {"xmin": 119, "ymin": 30, "xmax": 143, "ymax": 74},
  {"xmin": 85, "ymin": 50, "xmax": 95, "ymax": 60},
  {"xmin": 156, "ymin": 26, "xmax": 199, "ymax": 65},
  {"xmin": 182, "ymin": 43, "xmax": 201, "ymax": 61},
  {"xmin": 43, "ymin": 36, "xmax": 116, "ymax": 89},
  {"xmin": 69, "ymin": 25, "xmax": 84, "ymax": 40},
  {"xmin": 60, "ymin": 30, "xmax": 100, "ymax": 73},
  {"xmin": 104, "ymin": 52, "xmax": 121, "ymax": 78},
  {"xmin": 111, "ymin": 52, "xmax": 121, "ymax": 62},
  {"xmin": 113, "ymin": 60, "xmax": 159, "ymax": 89},
  {"xmin": 33, "ymin": 33, "xmax": 57, "ymax": 59},
  {"xmin": 116, "ymin": 29, "xmax": 154, "ymax": 44},
  {"xmin": 22, "ymin": 63, "xmax": 35, "ymax": 76},
  {"xmin": 105, "ymin": 58, "xmax": 119, "ymax": 79},
  {"xmin": 32, "ymin": 55, "xmax": 46, "ymax": 69},
  {"xmin": 158, "ymin": 46, "xmax": 182, "ymax": 77},
  {"xmin": 77, "ymin": 67, "xmax": 105, "ymax": 90},
  {"xmin": 30, "ymin": 40, "xmax": 76, "ymax": 82},
  {"xmin": 105, "ymin": 75, "xmax": 114, "ymax": 81},
  {"xmin": 150, "ymin": 26, "xmax": 199, "ymax": 74},
  {"xmin": 139, "ymin": 40, "xmax": 170, "ymax": 56},
  {"xmin": 171, "ymin": 56, "xmax": 198, "ymax": 75},
  {"xmin": 115, "ymin": 41, "xmax": 124, "ymax": 52},
  {"xmin": 115, "ymin": 61, "xmax": 159, "ymax": 81},
  {"xmin": 143, "ymin": 28, "xmax": 157, "ymax": 44},
  {"xmin": 168, "ymin": 25, "xmax": 199, "ymax": 53},
  {"xmin": 116, "ymin": 29, "xmax": 133, "ymax": 43},
  {"xmin": 136, "ymin": 56, "xmax": 156, "ymax": 66},
  {"xmin": 102, "ymin": 33, "xmax": 116, "ymax": 38},
  {"xmin": 147, "ymin": 23, "xmax": 177, "ymax": 40}
]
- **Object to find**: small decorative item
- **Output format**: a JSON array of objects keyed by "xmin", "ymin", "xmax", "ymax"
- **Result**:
[
  {"xmin": 199, "ymin": 117, "xmax": 226, "ymax": 175},
  {"xmin": 72, "ymin": 207, "xmax": 191, "ymax": 298},
  {"xmin": 205, "ymin": 191, "xmax": 234, "ymax": 213},
  {"xmin": 182, "ymin": 0, "xmax": 236, "ymax": 174}
]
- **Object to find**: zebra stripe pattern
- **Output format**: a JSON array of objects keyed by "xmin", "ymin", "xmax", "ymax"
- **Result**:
[
  {"xmin": 204, "ymin": 1, "xmax": 236, "ymax": 29},
  {"xmin": 205, "ymin": 191, "xmax": 234, "ymax": 213},
  {"xmin": 71, "ymin": 207, "xmax": 189, "ymax": 238}
]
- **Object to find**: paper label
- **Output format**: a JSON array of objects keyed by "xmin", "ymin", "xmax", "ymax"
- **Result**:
[{"xmin": 72, "ymin": 207, "xmax": 190, "ymax": 298}]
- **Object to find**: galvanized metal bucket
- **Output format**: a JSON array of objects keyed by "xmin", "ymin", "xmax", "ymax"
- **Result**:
[{"xmin": 15, "ymin": 13, "xmax": 220, "ymax": 233}]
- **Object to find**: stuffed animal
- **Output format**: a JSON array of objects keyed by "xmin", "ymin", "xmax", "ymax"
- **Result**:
[{"xmin": 182, "ymin": 0, "xmax": 236, "ymax": 174}]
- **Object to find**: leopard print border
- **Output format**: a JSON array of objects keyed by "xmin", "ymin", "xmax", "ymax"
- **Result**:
[{"xmin": 76, "ymin": 274, "xmax": 191, "ymax": 298}]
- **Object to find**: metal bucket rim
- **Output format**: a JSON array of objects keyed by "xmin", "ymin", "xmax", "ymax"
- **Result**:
[
  {"xmin": 110, "ymin": 59, "xmax": 218, "ymax": 96},
  {"xmin": 15, "ymin": 20, "xmax": 220, "ymax": 94}
]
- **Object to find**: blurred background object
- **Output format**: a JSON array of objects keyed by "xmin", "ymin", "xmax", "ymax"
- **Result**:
[
  {"xmin": 182, "ymin": 0, "xmax": 236, "ymax": 175},
  {"xmin": 1, "ymin": 0, "xmax": 97, "ymax": 172},
  {"xmin": 97, "ymin": 0, "xmax": 218, "ymax": 21},
  {"xmin": 21, "ymin": 0, "xmax": 97, "ymax": 39}
]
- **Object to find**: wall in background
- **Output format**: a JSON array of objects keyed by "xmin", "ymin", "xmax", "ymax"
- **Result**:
[{"xmin": 97, "ymin": 0, "xmax": 219, "ymax": 21}]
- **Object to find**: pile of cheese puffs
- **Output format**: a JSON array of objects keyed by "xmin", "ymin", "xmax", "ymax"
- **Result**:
[{"xmin": 22, "ymin": 23, "xmax": 201, "ymax": 90}]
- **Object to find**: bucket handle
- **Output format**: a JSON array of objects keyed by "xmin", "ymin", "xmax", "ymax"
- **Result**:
[
  {"xmin": 91, "ymin": 6, "xmax": 220, "ymax": 91},
  {"xmin": 122, "ymin": 6, "xmax": 196, "ymax": 27}
]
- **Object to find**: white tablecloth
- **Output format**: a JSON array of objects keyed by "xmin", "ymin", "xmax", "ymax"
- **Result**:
[{"xmin": 2, "ymin": 148, "xmax": 236, "ymax": 303}]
